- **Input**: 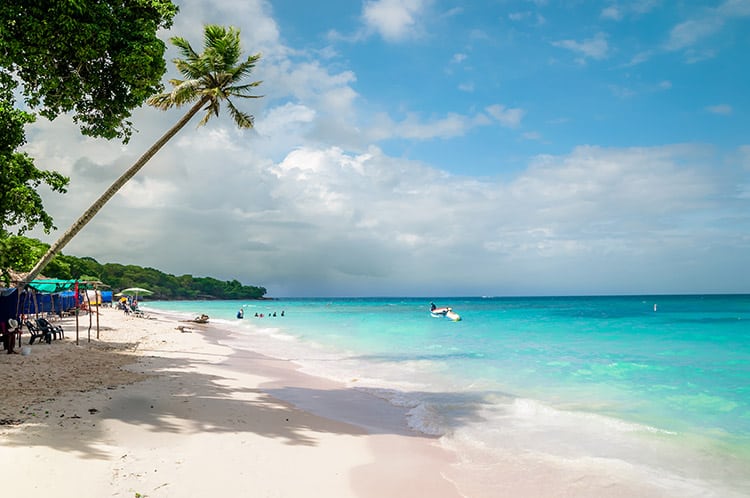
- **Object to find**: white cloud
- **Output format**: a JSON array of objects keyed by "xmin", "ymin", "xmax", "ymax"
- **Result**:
[
  {"xmin": 609, "ymin": 85, "xmax": 636, "ymax": 99},
  {"xmin": 706, "ymin": 104, "xmax": 733, "ymax": 115},
  {"xmin": 391, "ymin": 113, "xmax": 474, "ymax": 139},
  {"xmin": 29, "ymin": 101, "xmax": 750, "ymax": 296},
  {"xmin": 553, "ymin": 32, "xmax": 609, "ymax": 63},
  {"xmin": 602, "ymin": 1, "xmax": 660, "ymax": 20},
  {"xmin": 509, "ymin": 11, "xmax": 532, "ymax": 21},
  {"xmin": 259, "ymin": 103, "xmax": 317, "ymax": 134},
  {"xmin": 452, "ymin": 53, "xmax": 467, "ymax": 63},
  {"xmin": 485, "ymin": 104, "xmax": 525, "ymax": 128},
  {"xmin": 666, "ymin": 18, "xmax": 724, "ymax": 51},
  {"xmin": 19, "ymin": 0, "xmax": 750, "ymax": 296},
  {"xmin": 366, "ymin": 110, "xmax": 496, "ymax": 141},
  {"xmin": 361, "ymin": 0, "xmax": 429, "ymax": 42},
  {"xmin": 665, "ymin": 0, "xmax": 750, "ymax": 52},
  {"xmin": 718, "ymin": 0, "xmax": 750, "ymax": 17},
  {"xmin": 601, "ymin": 6, "xmax": 622, "ymax": 20}
]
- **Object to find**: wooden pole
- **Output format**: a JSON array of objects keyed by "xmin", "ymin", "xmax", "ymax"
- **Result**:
[
  {"xmin": 75, "ymin": 280, "xmax": 79, "ymax": 346},
  {"xmin": 95, "ymin": 287, "xmax": 100, "ymax": 340},
  {"xmin": 86, "ymin": 290, "xmax": 92, "ymax": 343}
]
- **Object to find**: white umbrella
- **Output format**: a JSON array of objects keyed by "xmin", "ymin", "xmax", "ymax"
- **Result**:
[{"xmin": 119, "ymin": 287, "xmax": 153, "ymax": 300}]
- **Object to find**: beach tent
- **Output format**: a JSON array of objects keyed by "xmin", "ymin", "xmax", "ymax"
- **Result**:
[
  {"xmin": 22, "ymin": 279, "xmax": 107, "ymax": 345},
  {"xmin": 20, "ymin": 280, "xmax": 81, "ymax": 315},
  {"xmin": 58, "ymin": 291, "xmax": 77, "ymax": 311},
  {"xmin": 0, "ymin": 287, "xmax": 20, "ymax": 328},
  {"xmin": 26, "ymin": 279, "xmax": 78, "ymax": 293}
]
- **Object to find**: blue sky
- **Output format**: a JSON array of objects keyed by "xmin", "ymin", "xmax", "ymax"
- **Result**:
[{"xmin": 26, "ymin": 0, "xmax": 750, "ymax": 296}]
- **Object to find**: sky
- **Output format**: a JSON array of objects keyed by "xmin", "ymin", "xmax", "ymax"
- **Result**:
[{"xmin": 24, "ymin": 0, "xmax": 750, "ymax": 297}]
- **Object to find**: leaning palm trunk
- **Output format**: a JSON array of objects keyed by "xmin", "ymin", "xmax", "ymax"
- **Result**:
[
  {"xmin": 24, "ymin": 25, "xmax": 261, "ymax": 285},
  {"xmin": 25, "ymin": 97, "xmax": 208, "ymax": 284}
]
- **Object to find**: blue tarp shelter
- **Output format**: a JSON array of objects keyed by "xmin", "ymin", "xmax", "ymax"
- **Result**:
[{"xmin": 0, "ymin": 287, "xmax": 20, "ymax": 326}]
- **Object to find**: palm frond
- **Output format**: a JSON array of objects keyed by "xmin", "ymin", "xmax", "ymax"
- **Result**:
[
  {"xmin": 228, "ymin": 54, "xmax": 262, "ymax": 83},
  {"xmin": 167, "ymin": 79, "xmax": 202, "ymax": 106},
  {"xmin": 170, "ymin": 37, "xmax": 200, "ymax": 64},
  {"xmin": 146, "ymin": 92, "xmax": 175, "ymax": 110},
  {"xmin": 167, "ymin": 25, "xmax": 262, "ymax": 127},
  {"xmin": 203, "ymin": 25, "xmax": 243, "ymax": 72},
  {"xmin": 174, "ymin": 57, "xmax": 211, "ymax": 81},
  {"xmin": 226, "ymin": 99, "xmax": 254, "ymax": 129},
  {"xmin": 226, "ymin": 81, "xmax": 263, "ymax": 98}
]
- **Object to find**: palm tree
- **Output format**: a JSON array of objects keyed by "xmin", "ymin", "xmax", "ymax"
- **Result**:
[{"xmin": 25, "ymin": 25, "xmax": 262, "ymax": 283}]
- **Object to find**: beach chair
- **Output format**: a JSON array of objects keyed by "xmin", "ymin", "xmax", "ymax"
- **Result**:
[
  {"xmin": 25, "ymin": 320, "xmax": 52, "ymax": 345},
  {"xmin": 36, "ymin": 318, "xmax": 65, "ymax": 340}
]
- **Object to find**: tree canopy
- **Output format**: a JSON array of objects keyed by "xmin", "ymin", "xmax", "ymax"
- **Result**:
[
  {"xmin": 0, "ymin": 0, "xmax": 178, "ymax": 141},
  {"xmin": 0, "ymin": 0, "xmax": 178, "ymax": 277},
  {"xmin": 0, "ymin": 74, "xmax": 69, "ymax": 238}
]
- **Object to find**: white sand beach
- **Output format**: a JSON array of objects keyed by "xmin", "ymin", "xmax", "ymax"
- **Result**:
[{"xmin": 0, "ymin": 308, "xmax": 460, "ymax": 498}]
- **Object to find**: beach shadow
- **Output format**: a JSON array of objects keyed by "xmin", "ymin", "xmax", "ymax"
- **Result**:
[{"xmin": 1, "ymin": 347, "xmax": 492, "ymax": 460}]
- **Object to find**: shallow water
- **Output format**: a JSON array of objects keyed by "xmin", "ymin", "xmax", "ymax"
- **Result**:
[{"xmin": 145, "ymin": 295, "xmax": 750, "ymax": 496}]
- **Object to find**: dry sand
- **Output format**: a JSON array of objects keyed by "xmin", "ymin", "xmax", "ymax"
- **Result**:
[{"xmin": 0, "ymin": 307, "xmax": 461, "ymax": 498}]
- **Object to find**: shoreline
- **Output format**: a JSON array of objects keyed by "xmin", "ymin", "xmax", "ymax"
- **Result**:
[{"xmin": 0, "ymin": 308, "xmax": 461, "ymax": 498}]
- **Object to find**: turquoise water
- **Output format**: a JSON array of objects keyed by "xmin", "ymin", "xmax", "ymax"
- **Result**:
[{"xmin": 145, "ymin": 295, "xmax": 750, "ymax": 495}]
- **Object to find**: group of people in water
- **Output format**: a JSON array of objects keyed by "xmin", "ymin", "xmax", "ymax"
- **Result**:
[{"xmin": 237, "ymin": 308, "xmax": 284, "ymax": 319}]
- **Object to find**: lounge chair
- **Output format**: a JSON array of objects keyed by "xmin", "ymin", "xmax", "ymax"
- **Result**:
[
  {"xmin": 36, "ymin": 318, "xmax": 64, "ymax": 340},
  {"xmin": 25, "ymin": 320, "xmax": 52, "ymax": 345}
]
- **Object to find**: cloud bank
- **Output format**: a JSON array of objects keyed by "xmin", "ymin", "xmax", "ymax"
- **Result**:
[{"xmin": 23, "ymin": 0, "xmax": 750, "ymax": 296}]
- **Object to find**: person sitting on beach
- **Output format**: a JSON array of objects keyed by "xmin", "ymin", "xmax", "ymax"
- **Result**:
[{"xmin": 3, "ymin": 319, "xmax": 19, "ymax": 354}]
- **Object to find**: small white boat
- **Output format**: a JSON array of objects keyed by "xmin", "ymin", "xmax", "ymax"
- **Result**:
[
  {"xmin": 430, "ymin": 307, "xmax": 450, "ymax": 317},
  {"xmin": 430, "ymin": 303, "xmax": 461, "ymax": 321}
]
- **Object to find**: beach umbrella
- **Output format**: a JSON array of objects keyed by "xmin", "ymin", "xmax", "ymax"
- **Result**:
[{"xmin": 119, "ymin": 287, "xmax": 153, "ymax": 299}]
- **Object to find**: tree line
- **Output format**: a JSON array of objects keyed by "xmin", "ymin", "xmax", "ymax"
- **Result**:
[{"xmin": 2, "ymin": 235, "xmax": 266, "ymax": 300}]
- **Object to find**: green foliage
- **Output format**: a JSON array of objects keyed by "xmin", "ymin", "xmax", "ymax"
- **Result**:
[
  {"xmin": 0, "ymin": 74, "xmax": 69, "ymax": 237},
  {"xmin": 148, "ymin": 24, "xmax": 262, "ymax": 128},
  {"xmin": 0, "ymin": 235, "xmax": 45, "ymax": 281},
  {"xmin": 0, "ymin": 0, "xmax": 178, "ymax": 142},
  {"xmin": 2, "ymin": 235, "xmax": 267, "ymax": 300},
  {"xmin": 0, "ymin": 0, "xmax": 177, "ymax": 280}
]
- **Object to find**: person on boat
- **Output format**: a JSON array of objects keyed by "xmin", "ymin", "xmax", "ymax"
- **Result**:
[{"xmin": 430, "ymin": 302, "xmax": 437, "ymax": 311}]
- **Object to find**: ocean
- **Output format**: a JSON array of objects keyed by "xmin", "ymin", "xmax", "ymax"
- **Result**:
[{"xmin": 144, "ymin": 295, "xmax": 750, "ymax": 496}]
